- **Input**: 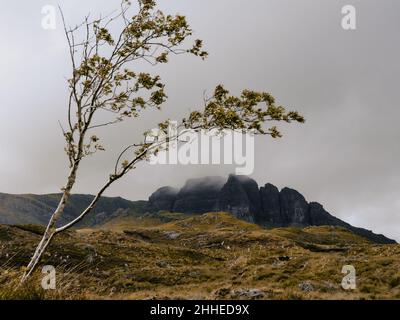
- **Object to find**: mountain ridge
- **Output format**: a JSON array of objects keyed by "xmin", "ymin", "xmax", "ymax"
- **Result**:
[
  {"xmin": 146, "ymin": 175, "xmax": 396, "ymax": 244},
  {"xmin": 0, "ymin": 192, "xmax": 146, "ymax": 228},
  {"xmin": 0, "ymin": 175, "xmax": 396, "ymax": 244}
]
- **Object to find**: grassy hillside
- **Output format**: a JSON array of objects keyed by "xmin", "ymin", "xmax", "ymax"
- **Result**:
[
  {"xmin": 0, "ymin": 212, "xmax": 399, "ymax": 300},
  {"xmin": 0, "ymin": 192, "xmax": 146, "ymax": 227}
]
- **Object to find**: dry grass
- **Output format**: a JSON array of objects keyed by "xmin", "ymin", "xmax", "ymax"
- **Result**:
[{"xmin": 0, "ymin": 213, "xmax": 399, "ymax": 300}]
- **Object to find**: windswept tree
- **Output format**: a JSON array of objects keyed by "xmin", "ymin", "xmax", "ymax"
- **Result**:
[{"xmin": 22, "ymin": 0, "xmax": 305, "ymax": 281}]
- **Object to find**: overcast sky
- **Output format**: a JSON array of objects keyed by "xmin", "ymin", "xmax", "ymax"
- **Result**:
[{"xmin": 0, "ymin": 0, "xmax": 399, "ymax": 240}]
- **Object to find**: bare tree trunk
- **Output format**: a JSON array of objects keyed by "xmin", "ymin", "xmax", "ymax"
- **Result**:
[{"xmin": 21, "ymin": 164, "xmax": 78, "ymax": 282}]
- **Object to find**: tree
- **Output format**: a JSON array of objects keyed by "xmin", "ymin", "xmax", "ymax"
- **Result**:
[{"xmin": 22, "ymin": 0, "xmax": 305, "ymax": 281}]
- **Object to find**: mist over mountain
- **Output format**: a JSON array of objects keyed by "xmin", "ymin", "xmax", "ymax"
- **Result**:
[
  {"xmin": 0, "ymin": 175, "xmax": 395, "ymax": 244},
  {"xmin": 147, "ymin": 175, "xmax": 396, "ymax": 244}
]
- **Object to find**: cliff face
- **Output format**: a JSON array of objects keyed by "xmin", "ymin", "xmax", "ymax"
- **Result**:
[
  {"xmin": 147, "ymin": 175, "xmax": 396, "ymax": 244},
  {"xmin": 279, "ymin": 188, "xmax": 311, "ymax": 226},
  {"xmin": 147, "ymin": 186, "xmax": 178, "ymax": 213},
  {"xmin": 172, "ymin": 177, "xmax": 225, "ymax": 214},
  {"xmin": 218, "ymin": 175, "xmax": 260, "ymax": 222},
  {"xmin": 258, "ymin": 183, "xmax": 281, "ymax": 226},
  {"xmin": 146, "ymin": 174, "xmax": 317, "ymax": 227}
]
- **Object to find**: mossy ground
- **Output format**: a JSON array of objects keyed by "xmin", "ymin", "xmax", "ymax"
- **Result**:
[{"xmin": 0, "ymin": 212, "xmax": 399, "ymax": 300}]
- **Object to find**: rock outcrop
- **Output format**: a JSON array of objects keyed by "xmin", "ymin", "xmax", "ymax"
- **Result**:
[
  {"xmin": 147, "ymin": 174, "xmax": 396, "ymax": 244},
  {"xmin": 147, "ymin": 186, "xmax": 178, "ymax": 213},
  {"xmin": 279, "ymin": 187, "xmax": 311, "ymax": 226},
  {"xmin": 172, "ymin": 176, "xmax": 225, "ymax": 214},
  {"xmin": 218, "ymin": 175, "xmax": 260, "ymax": 222},
  {"xmin": 258, "ymin": 183, "xmax": 282, "ymax": 226}
]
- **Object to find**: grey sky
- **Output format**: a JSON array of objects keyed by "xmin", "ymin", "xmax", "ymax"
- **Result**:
[{"xmin": 1, "ymin": 0, "xmax": 399, "ymax": 240}]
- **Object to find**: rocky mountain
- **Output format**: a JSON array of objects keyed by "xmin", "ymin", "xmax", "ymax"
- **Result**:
[
  {"xmin": 172, "ymin": 176, "xmax": 225, "ymax": 214},
  {"xmin": 146, "ymin": 175, "xmax": 396, "ymax": 244},
  {"xmin": 0, "ymin": 175, "xmax": 395, "ymax": 244}
]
